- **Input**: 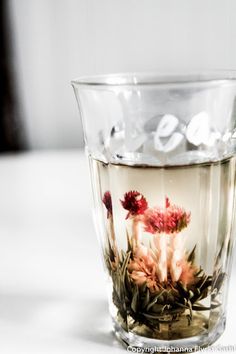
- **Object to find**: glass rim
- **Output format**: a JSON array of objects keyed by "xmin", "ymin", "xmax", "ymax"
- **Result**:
[{"xmin": 71, "ymin": 70, "xmax": 236, "ymax": 88}]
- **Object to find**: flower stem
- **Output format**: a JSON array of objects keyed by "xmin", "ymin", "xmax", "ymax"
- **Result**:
[
  {"xmin": 155, "ymin": 233, "xmax": 167, "ymax": 282},
  {"xmin": 170, "ymin": 233, "xmax": 183, "ymax": 282},
  {"xmin": 109, "ymin": 217, "xmax": 119, "ymax": 264},
  {"xmin": 132, "ymin": 217, "xmax": 142, "ymax": 248}
]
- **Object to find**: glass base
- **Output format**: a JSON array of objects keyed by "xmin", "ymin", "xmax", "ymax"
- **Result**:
[{"xmin": 112, "ymin": 316, "xmax": 226, "ymax": 352}]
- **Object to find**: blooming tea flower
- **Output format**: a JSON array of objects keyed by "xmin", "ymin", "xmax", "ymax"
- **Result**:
[
  {"xmin": 121, "ymin": 190, "xmax": 148, "ymax": 219},
  {"xmin": 143, "ymin": 199, "xmax": 190, "ymax": 234},
  {"xmin": 128, "ymin": 244, "xmax": 159, "ymax": 292},
  {"xmin": 102, "ymin": 191, "xmax": 113, "ymax": 218}
]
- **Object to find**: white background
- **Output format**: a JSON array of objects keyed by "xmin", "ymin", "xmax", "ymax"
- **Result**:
[{"xmin": 9, "ymin": 0, "xmax": 236, "ymax": 149}]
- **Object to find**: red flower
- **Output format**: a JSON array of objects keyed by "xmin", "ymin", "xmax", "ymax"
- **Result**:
[
  {"xmin": 143, "ymin": 208, "xmax": 165, "ymax": 234},
  {"xmin": 143, "ymin": 199, "xmax": 190, "ymax": 234},
  {"xmin": 166, "ymin": 204, "xmax": 191, "ymax": 233},
  {"xmin": 102, "ymin": 191, "xmax": 112, "ymax": 218},
  {"xmin": 121, "ymin": 191, "xmax": 148, "ymax": 219}
]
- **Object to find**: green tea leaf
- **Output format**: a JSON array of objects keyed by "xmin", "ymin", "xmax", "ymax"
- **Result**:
[
  {"xmin": 131, "ymin": 286, "xmax": 139, "ymax": 312},
  {"xmin": 146, "ymin": 290, "xmax": 165, "ymax": 311},
  {"xmin": 187, "ymin": 245, "xmax": 196, "ymax": 263}
]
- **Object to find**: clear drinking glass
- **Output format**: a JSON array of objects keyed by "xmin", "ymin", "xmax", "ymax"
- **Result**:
[{"xmin": 72, "ymin": 72, "xmax": 236, "ymax": 351}]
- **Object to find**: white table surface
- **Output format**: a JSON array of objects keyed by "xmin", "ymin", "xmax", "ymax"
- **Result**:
[{"xmin": 0, "ymin": 150, "xmax": 236, "ymax": 354}]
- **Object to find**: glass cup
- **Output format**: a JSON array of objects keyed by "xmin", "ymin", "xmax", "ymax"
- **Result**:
[{"xmin": 72, "ymin": 72, "xmax": 236, "ymax": 351}]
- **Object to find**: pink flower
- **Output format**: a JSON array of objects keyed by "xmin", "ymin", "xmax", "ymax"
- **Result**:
[
  {"xmin": 127, "ymin": 197, "xmax": 194, "ymax": 288},
  {"xmin": 102, "ymin": 191, "xmax": 112, "ymax": 218},
  {"xmin": 143, "ymin": 199, "xmax": 190, "ymax": 234},
  {"xmin": 128, "ymin": 245, "xmax": 159, "ymax": 292},
  {"xmin": 128, "ymin": 241, "xmax": 196, "ymax": 288},
  {"xmin": 143, "ymin": 208, "xmax": 165, "ymax": 234},
  {"xmin": 121, "ymin": 191, "xmax": 148, "ymax": 219},
  {"xmin": 179, "ymin": 259, "xmax": 196, "ymax": 285},
  {"xmin": 166, "ymin": 204, "xmax": 191, "ymax": 233}
]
